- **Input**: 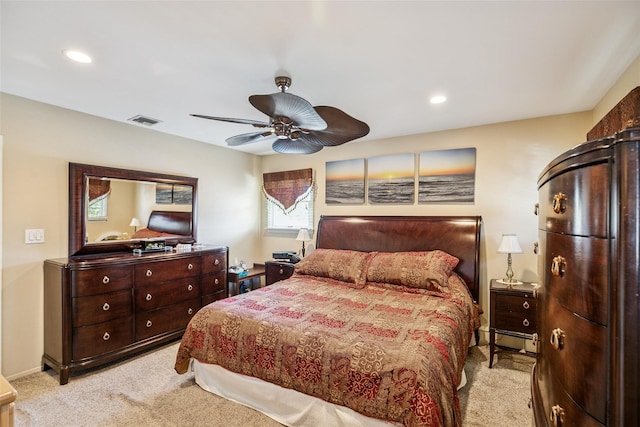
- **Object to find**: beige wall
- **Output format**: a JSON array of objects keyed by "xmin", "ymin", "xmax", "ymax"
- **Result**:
[{"xmin": 0, "ymin": 93, "xmax": 263, "ymax": 378}]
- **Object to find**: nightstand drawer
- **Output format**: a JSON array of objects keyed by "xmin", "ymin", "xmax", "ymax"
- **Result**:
[
  {"xmin": 494, "ymin": 294, "xmax": 536, "ymax": 333},
  {"xmin": 265, "ymin": 262, "xmax": 295, "ymax": 285}
]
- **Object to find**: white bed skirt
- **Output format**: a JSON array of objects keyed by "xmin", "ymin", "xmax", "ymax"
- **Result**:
[{"xmin": 192, "ymin": 360, "xmax": 468, "ymax": 427}]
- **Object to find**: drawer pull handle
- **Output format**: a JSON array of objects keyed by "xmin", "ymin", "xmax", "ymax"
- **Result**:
[
  {"xmin": 550, "ymin": 328, "xmax": 565, "ymax": 350},
  {"xmin": 552, "ymin": 192, "xmax": 567, "ymax": 214},
  {"xmin": 188, "ymin": 263, "xmax": 193, "ymax": 270},
  {"xmin": 534, "ymin": 203, "xmax": 539, "ymax": 216},
  {"xmin": 102, "ymin": 302, "xmax": 110, "ymax": 311},
  {"xmin": 187, "ymin": 284, "xmax": 193, "ymax": 291},
  {"xmin": 551, "ymin": 256, "xmax": 567, "ymax": 277},
  {"xmin": 532, "ymin": 333, "xmax": 539, "ymax": 346},
  {"xmin": 549, "ymin": 404, "xmax": 565, "ymax": 427},
  {"xmin": 279, "ymin": 268, "xmax": 284, "ymax": 275},
  {"xmin": 102, "ymin": 276, "xmax": 110, "ymax": 284},
  {"xmin": 214, "ymin": 259, "xmax": 220, "ymax": 265},
  {"xmin": 214, "ymin": 278, "xmax": 219, "ymax": 285},
  {"xmin": 523, "ymin": 319, "xmax": 530, "ymax": 327},
  {"xmin": 146, "ymin": 320, "xmax": 153, "ymax": 328},
  {"xmin": 146, "ymin": 269, "xmax": 153, "ymax": 277},
  {"xmin": 523, "ymin": 301, "xmax": 530, "ymax": 309},
  {"xmin": 188, "ymin": 308, "xmax": 194, "ymax": 315},
  {"xmin": 533, "ymin": 242, "xmax": 539, "ymax": 255},
  {"xmin": 146, "ymin": 293, "xmax": 152, "ymax": 301},
  {"xmin": 102, "ymin": 332, "xmax": 111, "ymax": 341}
]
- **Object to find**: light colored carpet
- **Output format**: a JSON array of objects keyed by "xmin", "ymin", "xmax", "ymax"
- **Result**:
[{"xmin": 11, "ymin": 343, "xmax": 533, "ymax": 426}]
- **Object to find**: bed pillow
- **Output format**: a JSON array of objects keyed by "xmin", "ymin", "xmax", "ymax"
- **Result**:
[
  {"xmin": 293, "ymin": 248, "xmax": 373, "ymax": 287},
  {"xmin": 365, "ymin": 250, "xmax": 459, "ymax": 292}
]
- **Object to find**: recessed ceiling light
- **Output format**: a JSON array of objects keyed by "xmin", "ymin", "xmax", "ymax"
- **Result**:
[
  {"xmin": 430, "ymin": 95, "xmax": 447, "ymax": 104},
  {"xmin": 62, "ymin": 49, "xmax": 92, "ymax": 64}
]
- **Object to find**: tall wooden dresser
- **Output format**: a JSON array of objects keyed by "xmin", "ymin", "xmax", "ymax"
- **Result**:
[
  {"xmin": 43, "ymin": 245, "xmax": 227, "ymax": 384},
  {"xmin": 532, "ymin": 121, "xmax": 640, "ymax": 425}
]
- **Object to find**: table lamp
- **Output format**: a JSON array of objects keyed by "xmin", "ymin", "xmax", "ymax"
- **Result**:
[
  {"xmin": 296, "ymin": 228, "xmax": 311, "ymax": 257},
  {"xmin": 129, "ymin": 217, "xmax": 141, "ymax": 233},
  {"xmin": 497, "ymin": 234, "xmax": 523, "ymax": 286}
]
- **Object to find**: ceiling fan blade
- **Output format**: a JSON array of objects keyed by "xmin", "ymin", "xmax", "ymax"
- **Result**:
[
  {"xmin": 300, "ymin": 106, "xmax": 370, "ymax": 146},
  {"xmin": 190, "ymin": 114, "xmax": 270, "ymax": 128},
  {"xmin": 272, "ymin": 138, "xmax": 323, "ymax": 154},
  {"xmin": 226, "ymin": 131, "xmax": 276, "ymax": 146},
  {"xmin": 249, "ymin": 92, "xmax": 327, "ymax": 130}
]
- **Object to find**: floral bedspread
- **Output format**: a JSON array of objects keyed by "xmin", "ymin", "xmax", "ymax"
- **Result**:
[{"xmin": 175, "ymin": 273, "xmax": 478, "ymax": 427}]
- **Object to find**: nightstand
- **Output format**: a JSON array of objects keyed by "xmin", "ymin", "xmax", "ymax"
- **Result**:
[
  {"xmin": 228, "ymin": 263, "xmax": 266, "ymax": 296},
  {"xmin": 489, "ymin": 279, "xmax": 537, "ymax": 368},
  {"xmin": 265, "ymin": 261, "xmax": 295, "ymax": 286}
]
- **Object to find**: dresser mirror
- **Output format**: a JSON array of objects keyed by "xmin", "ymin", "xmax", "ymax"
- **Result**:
[{"xmin": 69, "ymin": 163, "xmax": 198, "ymax": 256}]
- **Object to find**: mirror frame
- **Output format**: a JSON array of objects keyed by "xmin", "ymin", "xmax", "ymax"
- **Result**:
[{"xmin": 69, "ymin": 163, "xmax": 198, "ymax": 256}]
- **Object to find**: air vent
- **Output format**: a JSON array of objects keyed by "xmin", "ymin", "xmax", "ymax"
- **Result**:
[{"xmin": 128, "ymin": 115, "xmax": 162, "ymax": 126}]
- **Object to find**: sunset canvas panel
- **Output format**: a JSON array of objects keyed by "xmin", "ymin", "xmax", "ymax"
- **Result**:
[
  {"xmin": 325, "ymin": 158, "xmax": 366, "ymax": 204},
  {"xmin": 419, "ymin": 147, "xmax": 476, "ymax": 203},
  {"xmin": 367, "ymin": 153, "xmax": 415, "ymax": 204}
]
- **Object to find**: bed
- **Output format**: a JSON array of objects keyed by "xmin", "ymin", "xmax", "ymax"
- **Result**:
[
  {"xmin": 131, "ymin": 210, "xmax": 193, "ymax": 239},
  {"xmin": 175, "ymin": 215, "xmax": 482, "ymax": 427}
]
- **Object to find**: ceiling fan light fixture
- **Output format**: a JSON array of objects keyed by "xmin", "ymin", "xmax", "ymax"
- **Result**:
[{"xmin": 191, "ymin": 75, "xmax": 369, "ymax": 154}]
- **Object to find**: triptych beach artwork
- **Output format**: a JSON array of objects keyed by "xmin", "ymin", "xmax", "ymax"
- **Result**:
[{"xmin": 325, "ymin": 147, "xmax": 476, "ymax": 205}]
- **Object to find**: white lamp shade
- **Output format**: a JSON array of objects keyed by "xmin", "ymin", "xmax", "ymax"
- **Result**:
[
  {"xmin": 129, "ymin": 217, "xmax": 141, "ymax": 227},
  {"xmin": 296, "ymin": 228, "xmax": 311, "ymax": 242},
  {"xmin": 497, "ymin": 234, "xmax": 523, "ymax": 254}
]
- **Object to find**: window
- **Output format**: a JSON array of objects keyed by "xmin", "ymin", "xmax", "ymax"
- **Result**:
[
  {"xmin": 266, "ymin": 189, "xmax": 314, "ymax": 230},
  {"xmin": 87, "ymin": 196, "xmax": 108, "ymax": 221},
  {"xmin": 263, "ymin": 168, "xmax": 314, "ymax": 231}
]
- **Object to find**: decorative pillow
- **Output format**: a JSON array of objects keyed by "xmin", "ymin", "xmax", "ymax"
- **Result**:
[
  {"xmin": 365, "ymin": 250, "xmax": 459, "ymax": 292},
  {"xmin": 294, "ymin": 249, "xmax": 373, "ymax": 287}
]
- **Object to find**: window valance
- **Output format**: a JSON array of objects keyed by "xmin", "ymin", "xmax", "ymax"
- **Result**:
[
  {"xmin": 88, "ymin": 178, "xmax": 111, "ymax": 202},
  {"xmin": 263, "ymin": 168, "xmax": 313, "ymax": 214}
]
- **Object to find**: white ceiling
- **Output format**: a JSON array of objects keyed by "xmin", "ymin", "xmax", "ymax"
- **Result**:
[{"xmin": 2, "ymin": 1, "xmax": 640, "ymax": 155}]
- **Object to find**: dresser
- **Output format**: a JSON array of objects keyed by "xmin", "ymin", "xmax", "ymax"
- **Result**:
[
  {"xmin": 43, "ymin": 245, "xmax": 227, "ymax": 384},
  {"xmin": 531, "ymin": 125, "xmax": 639, "ymax": 426}
]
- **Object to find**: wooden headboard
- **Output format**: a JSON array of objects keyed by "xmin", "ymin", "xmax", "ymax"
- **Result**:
[
  {"xmin": 316, "ymin": 215, "xmax": 482, "ymax": 304},
  {"xmin": 147, "ymin": 210, "xmax": 193, "ymax": 236}
]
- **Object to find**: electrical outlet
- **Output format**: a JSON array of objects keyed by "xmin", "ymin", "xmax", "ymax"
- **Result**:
[{"xmin": 25, "ymin": 229, "xmax": 45, "ymax": 244}]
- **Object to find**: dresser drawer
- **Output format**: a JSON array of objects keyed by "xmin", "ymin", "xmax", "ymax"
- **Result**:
[
  {"xmin": 493, "ymin": 294, "xmax": 536, "ymax": 334},
  {"xmin": 134, "ymin": 298, "xmax": 200, "ymax": 341},
  {"xmin": 72, "ymin": 316, "xmax": 134, "ymax": 360},
  {"xmin": 266, "ymin": 262, "xmax": 295, "ymax": 286},
  {"xmin": 539, "ymin": 231, "xmax": 609, "ymax": 325},
  {"xmin": 202, "ymin": 252, "xmax": 226, "ymax": 274},
  {"xmin": 538, "ymin": 163, "xmax": 609, "ymax": 237},
  {"xmin": 201, "ymin": 271, "xmax": 226, "ymax": 295},
  {"xmin": 135, "ymin": 256, "xmax": 201, "ymax": 286},
  {"xmin": 71, "ymin": 266, "xmax": 133, "ymax": 297},
  {"xmin": 534, "ymin": 356, "xmax": 604, "ymax": 427},
  {"xmin": 541, "ymin": 295, "xmax": 606, "ymax": 422},
  {"xmin": 72, "ymin": 290, "xmax": 133, "ymax": 327},
  {"xmin": 135, "ymin": 278, "xmax": 200, "ymax": 311},
  {"xmin": 202, "ymin": 290, "xmax": 226, "ymax": 306}
]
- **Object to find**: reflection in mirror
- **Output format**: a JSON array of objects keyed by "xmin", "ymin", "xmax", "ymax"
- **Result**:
[
  {"xmin": 69, "ymin": 163, "xmax": 197, "ymax": 256},
  {"xmin": 85, "ymin": 177, "xmax": 193, "ymax": 243}
]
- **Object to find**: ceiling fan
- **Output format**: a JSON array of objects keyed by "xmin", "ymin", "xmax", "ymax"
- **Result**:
[{"xmin": 191, "ymin": 76, "xmax": 370, "ymax": 154}]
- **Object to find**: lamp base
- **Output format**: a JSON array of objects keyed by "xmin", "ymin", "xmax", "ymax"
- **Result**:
[{"xmin": 496, "ymin": 279, "xmax": 523, "ymax": 287}]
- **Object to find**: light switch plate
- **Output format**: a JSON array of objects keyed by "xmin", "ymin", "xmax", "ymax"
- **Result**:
[{"xmin": 25, "ymin": 229, "xmax": 45, "ymax": 244}]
